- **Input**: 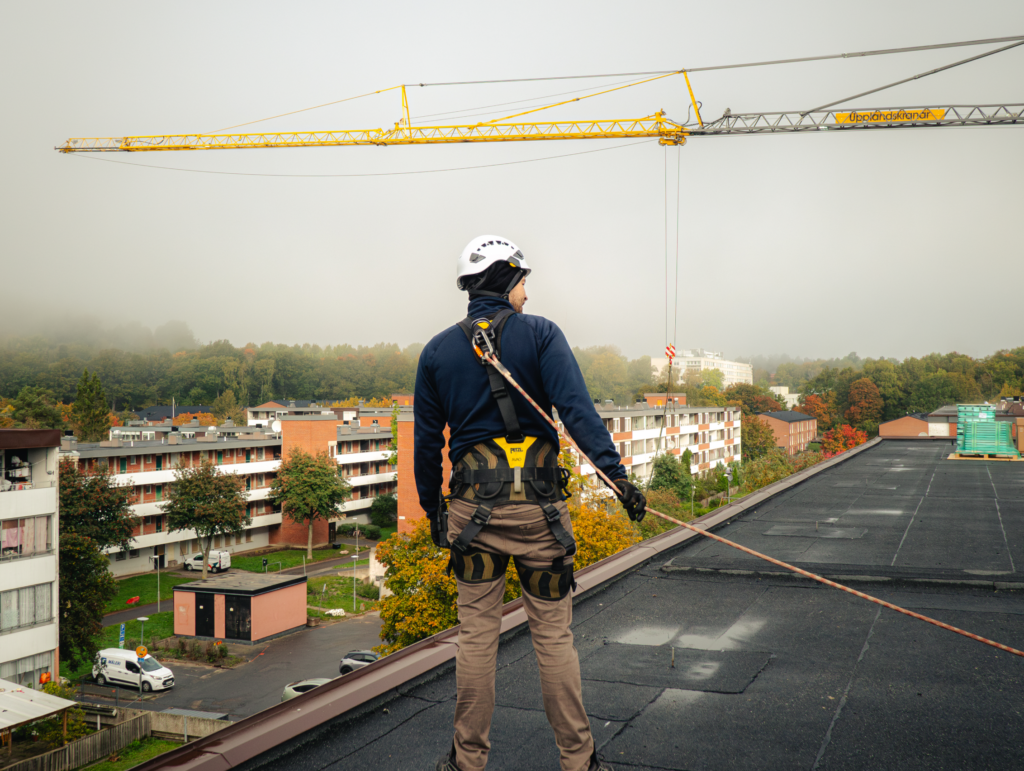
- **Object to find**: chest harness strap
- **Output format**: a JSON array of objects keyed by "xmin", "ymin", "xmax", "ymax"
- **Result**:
[{"xmin": 449, "ymin": 311, "xmax": 577, "ymax": 576}]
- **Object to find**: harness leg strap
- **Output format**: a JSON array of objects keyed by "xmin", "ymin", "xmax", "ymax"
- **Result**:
[
  {"xmin": 541, "ymin": 502, "xmax": 577, "ymax": 558},
  {"xmin": 451, "ymin": 501, "xmax": 495, "ymax": 556}
]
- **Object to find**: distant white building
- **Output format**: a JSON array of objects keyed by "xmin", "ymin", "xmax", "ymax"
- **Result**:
[
  {"xmin": 1, "ymin": 429, "xmax": 61, "ymax": 688},
  {"xmin": 652, "ymin": 349, "xmax": 753, "ymax": 388},
  {"xmin": 770, "ymin": 386, "xmax": 801, "ymax": 409}
]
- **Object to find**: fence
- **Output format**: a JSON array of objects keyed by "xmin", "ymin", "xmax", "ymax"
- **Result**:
[{"xmin": 5, "ymin": 714, "xmax": 150, "ymax": 771}]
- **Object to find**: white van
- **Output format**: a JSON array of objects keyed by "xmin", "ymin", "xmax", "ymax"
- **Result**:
[
  {"xmin": 184, "ymin": 550, "xmax": 231, "ymax": 573},
  {"xmin": 92, "ymin": 648, "xmax": 175, "ymax": 692}
]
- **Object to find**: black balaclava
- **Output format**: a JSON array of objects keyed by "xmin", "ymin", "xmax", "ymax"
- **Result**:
[{"xmin": 466, "ymin": 261, "xmax": 524, "ymax": 300}]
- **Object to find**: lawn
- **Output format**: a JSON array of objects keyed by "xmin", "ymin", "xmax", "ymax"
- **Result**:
[
  {"xmin": 307, "ymin": 576, "xmax": 380, "ymax": 615},
  {"xmin": 232, "ymin": 547, "xmax": 370, "ymax": 573},
  {"xmin": 82, "ymin": 737, "xmax": 180, "ymax": 770},
  {"xmin": 106, "ymin": 574, "xmax": 194, "ymax": 614},
  {"xmin": 376, "ymin": 525, "xmax": 398, "ymax": 541},
  {"xmin": 65, "ymin": 612, "xmax": 176, "ymax": 681}
]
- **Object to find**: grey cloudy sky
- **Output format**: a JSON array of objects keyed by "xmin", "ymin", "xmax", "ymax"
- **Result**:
[{"xmin": 3, "ymin": 1, "xmax": 1022, "ymax": 362}]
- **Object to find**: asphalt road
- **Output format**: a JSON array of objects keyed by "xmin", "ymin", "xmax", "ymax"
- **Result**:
[{"xmin": 91, "ymin": 613, "xmax": 384, "ymax": 720}]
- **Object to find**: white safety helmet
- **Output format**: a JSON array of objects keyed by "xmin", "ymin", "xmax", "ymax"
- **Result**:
[{"xmin": 456, "ymin": 235, "xmax": 531, "ymax": 292}]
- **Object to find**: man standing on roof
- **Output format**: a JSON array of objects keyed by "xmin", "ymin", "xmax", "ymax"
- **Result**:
[{"xmin": 415, "ymin": 235, "xmax": 646, "ymax": 771}]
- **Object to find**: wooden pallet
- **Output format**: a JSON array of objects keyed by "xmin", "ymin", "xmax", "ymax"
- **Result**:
[{"xmin": 947, "ymin": 452, "xmax": 1024, "ymax": 462}]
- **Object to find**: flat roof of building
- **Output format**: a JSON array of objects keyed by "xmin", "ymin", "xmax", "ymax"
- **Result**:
[
  {"xmin": 757, "ymin": 409, "xmax": 816, "ymax": 423},
  {"xmin": 173, "ymin": 573, "xmax": 306, "ymax": 596},
  {"xmin": 0, "ymin": 429, "xmax": 60, "ymax": 450},
  {"xmin": 65, "ymin": 435, "xmax": 282, "ymax": 458},
  {"xmin": 142, "ymin": 440, "xmax": 1024, "ymax": 770}
]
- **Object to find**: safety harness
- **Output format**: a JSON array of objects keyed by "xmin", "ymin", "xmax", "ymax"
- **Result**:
[{"xmin": 444, "ymin": 310, "xmax": 577, "ymax": 598}]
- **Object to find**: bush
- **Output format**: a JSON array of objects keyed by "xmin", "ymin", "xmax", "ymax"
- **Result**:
[
  {"xmin": 338, "ymin": 523, "xmax": 380, "ymax": 540},
  {"xmin": 369, "ymin": 493, "xmax": 398, "ymax": 528},
  {"xmin": 356, "ymin": 581, "xmax": 379, "ymax": 599}
]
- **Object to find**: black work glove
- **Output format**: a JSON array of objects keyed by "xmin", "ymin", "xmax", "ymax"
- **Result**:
[
  {"xmin": 429, "ymin": 514, "xmax": 449, "ymax": 548},
  {"xmin": 612, "ymin": 478, "xmax": 646, "ymax": 522}
]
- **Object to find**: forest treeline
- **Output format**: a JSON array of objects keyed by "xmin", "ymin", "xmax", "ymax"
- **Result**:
[{"xmin": 0, "ymin": 318, "xmax": 1020, "ymax": 420}]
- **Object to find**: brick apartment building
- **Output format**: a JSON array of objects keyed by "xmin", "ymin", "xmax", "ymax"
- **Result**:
[
  {"xmin": 757, "ymin": 410, "xmax": 818, "ymax": 456},
  {"xmin": 60, "ymin": 414, "xmax": 397, "ymax": 577},
  {"xmin": 395, "ymin": 395, "xmax": 741, "ymax": 534}
]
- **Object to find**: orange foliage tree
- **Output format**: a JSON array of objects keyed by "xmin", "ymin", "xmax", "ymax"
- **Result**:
[
  {"xmin": 845, "ymin": 378, "xmax": 883, "ymax": 427},
  {"xmin": 795, "ymin": 393, "xmax": 834, "ymax": 430},
  {"xmin": 173, "ymin": 412, "xmax": 219, "ymax": 426},
  {"xmin": 820, "ymin": 424, "xmax": 867, "ymax": 456}
]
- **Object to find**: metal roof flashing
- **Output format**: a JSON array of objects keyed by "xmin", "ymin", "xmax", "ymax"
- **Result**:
[{"xmin": 131, "ymin": 438, "xmax": 883, "ymax": 771}]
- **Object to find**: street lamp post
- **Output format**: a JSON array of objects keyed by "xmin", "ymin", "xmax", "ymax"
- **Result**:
[
  {"xmin": 352, "ymin": 555, "xmax": 358, "ymax": 611},
  {"xmin": 136, "ymin": 616, "xmax": 149, "ymax": 698},
  {"xmin": 149, "ymin": 555, "xmax": 161, "ymax": 613}
]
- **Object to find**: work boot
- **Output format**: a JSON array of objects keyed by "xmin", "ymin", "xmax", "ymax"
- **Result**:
[
  {"xmin": 434, "ymin": 743, "xmax": 463, "ymax": 771},
  {"xmin": 586, "ymin": 751, "xmax": 614, "ymax": 771}
]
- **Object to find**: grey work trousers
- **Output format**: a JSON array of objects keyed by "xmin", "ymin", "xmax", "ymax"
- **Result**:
[{"xmin": 447, "ymin": 497, "xmax": 593, "ymax": 771}]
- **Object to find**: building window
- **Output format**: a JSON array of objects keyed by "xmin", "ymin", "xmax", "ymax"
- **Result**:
[
  {"xmin": 0, "ymin": 651, "xmax": 55, "ymax": 689},
  {"xmin": 258, "ymin": 448, "xmax": 265, "ymax": 461},
  {"xmin": 129, "ymin": 549, "xmax": 139, "ymax": 559},
  {"xmin": 0, "ymin": 516, "xmax": 52, "ymax": 560},
  {"xmin": 129, "ymin": 456, "xmax": 137, "ymax": 465},
  {"xmin": 145, "ymin": 485, "xmax": 152, "ymax": 495},
  {"xmin": 115, "ymin": 551, "xmax": 126, "ymax": 561},
  {"xmin": 0, "ymin": 583, "xmax": 53, "ymax": 633}
]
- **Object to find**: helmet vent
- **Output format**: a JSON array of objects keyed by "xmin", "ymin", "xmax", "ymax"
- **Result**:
[{"xmin": 469, "ymin": 252, "xmax": 487, "ymax": 263}]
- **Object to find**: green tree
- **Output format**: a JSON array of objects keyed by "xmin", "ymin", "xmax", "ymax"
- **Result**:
[
  {"xmin": 211, "ymin": 389, "xmax": 246, "ymax": 425},
  {"xmin": 649, "ymin": 452, "xmax": 692, "ymax": 500},
  {"xmin": 58, "ymin": 459, "xmax": 135, "ymax": 552},
  {"xmin": 162, "ymin": 460, "xmax": 249, "ymax": 578},
  {"xmin": 741, "ymin": 414, "xmax": 777, "ymax": 461},
  {"xmin": 369, "ymin": 492, "xmax": 398, "ymax": 529},
  {"xmin": 269, "ymin": 448, "xmax": 351, "ymax": 559},
  {"xmin": 72, "ymin": 369, "xmax": 111, "ymax": 442},
  {"xmin": 11, "ymin": 386, "xmax": 63, "ymax": 429},
  {"xmin": 722, "ymin": 383, "xmax": 782, "ymax": 416},
  {"xmin": 59, "ymin": 533, "xmax": 117, "ymax": 671},
  {"xmin": 700, "ymin": 368, "xmax": 725, "ymax": 390}
]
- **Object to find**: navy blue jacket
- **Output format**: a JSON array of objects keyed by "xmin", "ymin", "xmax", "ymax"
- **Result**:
[{"xmin": 414, "ymin": 295, "xmax": 626, "ymax": 517}]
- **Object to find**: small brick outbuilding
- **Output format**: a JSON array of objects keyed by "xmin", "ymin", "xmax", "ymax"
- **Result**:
[{"xmin": 174, "ymin": 573, "xmax": 306, "ymax": 645}]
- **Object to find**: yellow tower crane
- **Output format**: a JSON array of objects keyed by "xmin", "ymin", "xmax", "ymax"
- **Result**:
[{"xmin": 56, "ymin": 36, "xmax": 1024, "ymax": 155}]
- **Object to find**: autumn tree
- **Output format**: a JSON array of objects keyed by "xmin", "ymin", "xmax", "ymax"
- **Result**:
[
  {"xmin": 59, "ymin": 459, "xmax": 135, "ymax": 552},
  {"xmin": 73, "ymin": 369, "xmax": 111, "ymax": 442},
  {"xmin": 173, "ymin": 411, "xmax": 219, "ymax": 426},
  {"xmin": 270, "ymin": 447, "xmax": 351, "ymax": 559},
  {"xmin": 59, "ymin": 533, "xmax": 117, "ymax": 670},
  {"xmin": 163, "ymin": 460, "xmax": 249, "ymax": 578},
  {"xmin": 795, "ymin": 393, "xmax": 834, "ymax": 431},
  {"xmin": 741, "ymin": 414, "xmax": 777, "ymax": 461},
  {"xmin": 211, "ymin": 389, "xmax": 247, "ymax": 425},
  {"xmin": 723, "ymin": 383, "xmax": 783, "ymax": 416},
  {"xmin": 820, "ymin": 424, "xmax": 868, "ymax": 456},
  {"xmin": 701, "ymin": 368, "xmax": 725, "ymax": 390},
  {"xmin": 845, "ymin": 378, "xmax": 884, "ymax": 428}
]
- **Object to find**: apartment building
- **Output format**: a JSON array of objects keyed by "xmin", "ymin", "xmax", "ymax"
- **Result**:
[
  {"xmin": 1, "ymin": 429, "xmax": 61, "ymax": 688},
  {"xmin": 394, "ymin": 399, "xmax": 741, "ymax": 533},
  {"xmin": 758, "ymin": 410, "xmax": 818, "ymax": 456},
  {"xmin": 247, "ymin": 400, "xmax": 339, "ymax": 428},
  {"xmin": 59, "ymin": 414, "xmax": 398, "ymax": 576},
  {"xmin": 652, "ymin": 349, "xmax": 753, "ymax": 387},
  {"xmin": 769, "ymin": 386, "xmax": 801, "ymax": 409}
]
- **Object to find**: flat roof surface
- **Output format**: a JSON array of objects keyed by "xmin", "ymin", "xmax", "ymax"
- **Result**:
[
  {"xmin": 239, "ymin": 441, "xmax": 1024, "ymax": 771},
  {"xmin": 175, "ymin": 573, "xmax": 306, "ymax": 595}
]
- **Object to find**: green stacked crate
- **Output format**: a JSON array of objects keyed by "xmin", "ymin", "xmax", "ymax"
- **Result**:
[{"xmin": 956, "ymin": 406, "xmax": 1019, "ymax": 457}]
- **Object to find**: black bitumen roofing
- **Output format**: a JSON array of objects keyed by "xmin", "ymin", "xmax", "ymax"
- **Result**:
[
  {"xmin": 239, "ymin": 441, "xmax": 1024, "ymax": 771},
  {"xmin": 757, "ymin": 410, "xmax": 816, "ymax": 423},
  {"xmin": 175, "ymin": 573, "xmax": 306, "ymax": 596}
]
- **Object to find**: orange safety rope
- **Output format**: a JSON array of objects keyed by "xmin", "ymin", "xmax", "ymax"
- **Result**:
[{"xmin": 480, "ymin": 352, "xmax": 1024, "ymax": 659}]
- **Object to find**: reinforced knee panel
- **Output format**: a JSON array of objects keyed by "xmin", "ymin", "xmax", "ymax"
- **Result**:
[
  {"xmin": 514, "ymin": 557, "xmax": 576, "ymax": 601},
  {"xmin": 449, "ymin": 548, "xmax": 510, "ymax": 584}
]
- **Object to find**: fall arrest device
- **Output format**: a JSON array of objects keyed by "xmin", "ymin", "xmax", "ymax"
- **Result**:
[{"xmin": 443, "ymin": 309, "xmax": 577, "ymax": 598}]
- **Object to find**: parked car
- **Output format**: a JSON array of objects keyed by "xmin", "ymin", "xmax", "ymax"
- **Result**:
[
  {"xmin": 281, "ymin": 678, "xmax": 332, "ymax": 702},
  {"xmin": 184, "ymin": 550, "xmax": 232, "ymax": 573},
  {"xmin": 339, "ymin": 650, "xmax": 379, "ymax": 675},
  {"xmin": 92, "ymin": 648, "xmax": 175, "ymax": 692}
]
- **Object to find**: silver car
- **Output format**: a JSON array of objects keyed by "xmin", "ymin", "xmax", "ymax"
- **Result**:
[
  {"xmin": 339, "ymin": 650, "xmax": 379, "ymax": 675},
  {"xmin": 281, "ymin": 678, "xmax": 331, "ymax": 702}
]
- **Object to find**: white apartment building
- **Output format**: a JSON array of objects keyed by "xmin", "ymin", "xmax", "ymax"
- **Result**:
[
  {"xmin": 652, "ymin": 349, "xmax": 753, "ymax": 388},
  {"xmin": 564, "ymin": 398, "xmax": 742, "ymax": 485},
  {"xmin": 769, "ymin": 386, "xmax": 802, "ymax": 409},
  {"xmin": 1, "ymin": 429, "xmax": 61, "ymax": 688},
  {"xmin": 60, "ymin": 416, "xmax": 396, "ymax": 577}
]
